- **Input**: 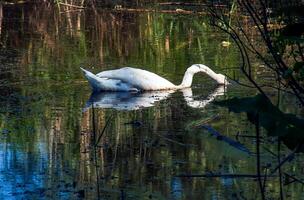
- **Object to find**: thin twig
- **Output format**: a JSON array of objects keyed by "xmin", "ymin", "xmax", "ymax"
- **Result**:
[
  {"xmin": 255, "ymin": 114, "xmax": 266, "ymax": 200},
  {"xmin": 278, "ymin": 140, "xmax": 284, "ymax": 200},
  {"xmin": 284, "ymin": 173, "xmax": 304, "ymax": 185},
  {"xmin": 95, "ymin": 114, "xmax": 114, "ymax": 147},
  {"xmin": 270, "ymin": 142, "xmax": 303, "ymax": 175},
  {"xmin": 156, "ymin": 133, "xmax": 196, "ymax": 147},
  {"xmin": 176, "ymin": 173, "xmax": 276, "ymax": 178}
]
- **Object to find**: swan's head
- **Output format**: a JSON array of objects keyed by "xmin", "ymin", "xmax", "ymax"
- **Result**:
[{"xmin": 213, "ymin": 73, "xmax": 229, "ymax": 85}]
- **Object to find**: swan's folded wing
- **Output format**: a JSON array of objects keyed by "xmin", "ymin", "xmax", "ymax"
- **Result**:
[
  {"xmin": 81, "ymin": 68, "xmax": 138, "ymax": 92},
  {"xmin": 96, "ymin": 67, "xmax": 176, "ymax": 90}
]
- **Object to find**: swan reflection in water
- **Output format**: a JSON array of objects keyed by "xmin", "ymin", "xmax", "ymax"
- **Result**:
[{"xmin": 84, "ymin": 86, "xmax": 226, "ymax": 111}]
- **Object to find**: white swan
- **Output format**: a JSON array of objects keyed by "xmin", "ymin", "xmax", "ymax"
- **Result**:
[{"xmin": 80, "ymin": 64, "xmax": 228, "ymax": 92}]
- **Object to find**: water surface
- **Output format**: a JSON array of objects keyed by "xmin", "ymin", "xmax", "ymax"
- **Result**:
[{"xmin": 0, "ymin": 4, "xmax": 303, "ymax": 200}]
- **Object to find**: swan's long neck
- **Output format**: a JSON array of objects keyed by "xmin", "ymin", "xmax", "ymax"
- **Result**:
[
  {"xmin": 177, "ymin": 64, "xmax": 228, "ymax": 88},
  {"xmin": 205, "ymin": 67, "xmax": 220, "ymax": 82},
  {"xmin": 177, "ymin": 70, "xmax": 195, "ymax": 89}
]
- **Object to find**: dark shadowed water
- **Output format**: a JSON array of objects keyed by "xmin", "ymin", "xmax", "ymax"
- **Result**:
[{"xmin": 0, "ymin": 4, "xmax": 303, "ymax": 200}]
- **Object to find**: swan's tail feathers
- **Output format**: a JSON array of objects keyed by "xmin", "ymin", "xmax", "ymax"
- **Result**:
[
  {"xmin": 80, "ymin": 67, "xmax": 87, "ymax": 73},
  {"xmin": 80, "ymin": 67, "xmax": 104, "ymax": 92},
  {"xmin": 80, "ymin": 67, "xmax": 94, "ymax": 77}
]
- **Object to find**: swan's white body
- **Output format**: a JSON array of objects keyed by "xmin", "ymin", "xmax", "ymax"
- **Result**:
[{"xmin": 81, "ymin": 64, "xmax": 228, "ymax": 92}]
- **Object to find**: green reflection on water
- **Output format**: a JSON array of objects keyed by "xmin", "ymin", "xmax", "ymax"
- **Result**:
[{"xmin": 0, "ymin": 4, "xmax": 303, "ymax": 200}]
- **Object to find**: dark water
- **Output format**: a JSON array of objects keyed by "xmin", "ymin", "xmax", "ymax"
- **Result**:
[{"xmin": 0, "ymin": 4, "xmax": 303, "ymax": 200}]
